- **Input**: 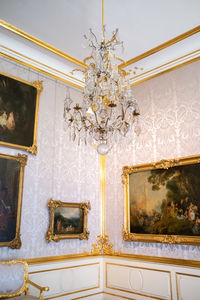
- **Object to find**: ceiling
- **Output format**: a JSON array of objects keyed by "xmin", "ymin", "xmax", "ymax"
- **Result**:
[
  {"xmin": 0, "ymin": 0, "xmax": 199, "ymax": 88},
  {"xmin": 0, "ymin": 0, "xmax": 200, "ymax": 62}
]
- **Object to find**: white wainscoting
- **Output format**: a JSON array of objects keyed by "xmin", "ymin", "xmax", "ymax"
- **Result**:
[
  {"xmin": 103, "ymin": 257, "xmax": 200, "ymax": 300},
  {"xmin": 27, "ymin": 256, "xmax": 200, "ymax": 300},
  {"xmin": 28, "ymin": 257, "xmax": 103, "ymax": 300}
]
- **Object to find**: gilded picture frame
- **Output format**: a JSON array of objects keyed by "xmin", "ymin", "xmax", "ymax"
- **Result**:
[
  {"xmin": 122, "ymin": 155, "xmax": 200, "ymax": 245},
  {"xmin": 46, "ymin": 199, "xmax": 91, "ymax": 242},
  {"xmin": 0, "ymin": 71, "xmax": 43, "ymax": 155},
  {"xmin": 0, "ymin": 153, "xmax": 27, "ymax": 249}
]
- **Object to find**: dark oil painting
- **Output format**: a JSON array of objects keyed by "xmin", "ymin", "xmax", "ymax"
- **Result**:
[
  {"xmin": 54, "ymin": 206, "xmax": 84, "ymax": 235},
  {"xmin": 0, "ymin": 157, "xmax": 20, "ymax": 242},
  {"xmin": 0, "ymin": 73, "xmax": 37, "ymax": 147},
  {"xmin": 129, "ymin": 163, "xmax": 200, "ymax": 236}
]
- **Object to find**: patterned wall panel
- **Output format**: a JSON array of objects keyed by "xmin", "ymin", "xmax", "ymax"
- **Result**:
[
  {"xmin": 0, "ymin": 57, "xmax": 100, "ymax": 259},
  {"xmin": 105, "ymin": 61, "xmax": 200, "ymax": 260}
]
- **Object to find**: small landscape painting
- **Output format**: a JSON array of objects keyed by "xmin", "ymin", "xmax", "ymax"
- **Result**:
[
  {"xmin": 54, "ymin": 206, "xmax": 83, "ymax": 235},
  {"xmin": 46, "ymin": 199, "xmax": 91, "ymax": 242}
]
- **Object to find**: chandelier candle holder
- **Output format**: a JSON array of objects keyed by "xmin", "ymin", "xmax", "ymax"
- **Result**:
[{"xmin": 64, "ymin": 0, "xmax": 140, "ymax": 155}]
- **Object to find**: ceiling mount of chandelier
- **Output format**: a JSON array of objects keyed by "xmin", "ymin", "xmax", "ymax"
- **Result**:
[{"xmin": 64, "ymin": 0, "xmax": 141, "ymax": 155}]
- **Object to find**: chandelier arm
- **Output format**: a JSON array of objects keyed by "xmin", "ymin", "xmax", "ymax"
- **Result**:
[
  {"xmin": 83, "ymin": 56, "xmax": 93, "ymax": 64},
  {"xmin": 120, "ymin": 103, "xmax": 125, "ymax": 120},
  {"xmin": 89, "ymin": 29, "xmax": 99, "ymax": 47},
  {"xmin": 93, "ymin": 110, "xmax": 101, "ymax": 127},
  {"xmin": 105, "ymin": 29, "xmax": 119, "ymax": 46},
  {"xmin": 113, "ymin": 55, "xmax": 125, "ymax": 64},
  {"xmin": 104, "ymin": 114, "xmax": 110, "ymax": 127}
]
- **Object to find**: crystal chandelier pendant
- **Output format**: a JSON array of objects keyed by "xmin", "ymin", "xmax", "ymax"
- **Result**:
[{"xmin": 64, "ymin": 0, "xmax": 140, "ymax": 155}]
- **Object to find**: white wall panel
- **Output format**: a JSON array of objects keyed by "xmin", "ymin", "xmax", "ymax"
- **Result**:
[
  {"xmin": 106, "ymin": 263, "xmax": 171, "ymax": 299},
  {"xmin": 103, "ymin": 257, "xmax": 200, "ymax": 300},
  {"xmin": 28, "ymin": 257, "xmax": 103, "ymax": 299},
  {"xmin": 176, "ymin": 273, "xmax": 200, "ymax": 300}
]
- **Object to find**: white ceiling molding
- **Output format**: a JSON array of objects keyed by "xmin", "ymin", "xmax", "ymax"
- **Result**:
[
  {"xmin": 129, "ymin": 32, "xmax": 200, "ymax": 86},
  {"xmin": 0, "ymin": 20, "xmax": 199, "ymax": 89},
  {"xmin": 0, "ymin": 25, "xmax": 85, "ymax": 89}
]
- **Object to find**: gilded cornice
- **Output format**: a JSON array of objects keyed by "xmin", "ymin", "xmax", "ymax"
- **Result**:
[
  {"xmin": 0, "ymin": 19, "xmax": 199, "ymax": 89},
  {"xmin": 0, "ymin": 19, "xmax": 86, "ymax": 69},
  {"xmin": 120, "ymin": 25, "xmax": 200, "ymax": 68}
]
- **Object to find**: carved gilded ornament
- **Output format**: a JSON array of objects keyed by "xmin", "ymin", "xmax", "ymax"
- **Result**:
[{"xmin": 85, "ymin": 234, "xmax": 115, "ymax": 255}]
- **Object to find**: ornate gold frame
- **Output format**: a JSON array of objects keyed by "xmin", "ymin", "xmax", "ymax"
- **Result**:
[
  {"xmin": 0, "ymin": 153, "xmax": 27, "ymax": 249},
  {"xmin": 0, "ymin": 71, "xmax": 43, "ymax": 155},
  {"xmin": 46, "ymin": 199, "xmax": 91, "ymax": 242},
  {"xmin": 122, "ymin": 154, "xmax": 200, "ymax": 245}
]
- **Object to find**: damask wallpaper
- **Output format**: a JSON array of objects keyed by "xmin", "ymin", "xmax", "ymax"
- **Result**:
[
  {"xmin": 0, "ymin": 57, "xmax": 100, "ymax": 259},
  {"xmin": 106, "ymin": 61, "xmax": 200, "ymax": 260},
  {"xmin": 0, "ymin": 57, "xmax": 200, "ymax": 261}
]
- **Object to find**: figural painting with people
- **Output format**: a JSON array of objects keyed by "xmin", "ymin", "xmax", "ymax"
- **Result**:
[{"xmin": 129, "ymin": 162, "xmax": 200, "ymax": 236}]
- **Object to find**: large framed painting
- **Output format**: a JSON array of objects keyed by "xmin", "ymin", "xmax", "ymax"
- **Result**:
[
  {"xmin": 46, "ymin": 199, "xmax": 91, "ymax": 242},
  {"xmin": 0, "ymin": 153, "xmax": 27, "ymax": 249},
  {"xmin": 0, "ymin": 72, "xmax": 43, "ymax": 155},
  {"xmin": 122, "ymin": 155, "xmax": 200, "ymax": 245}
]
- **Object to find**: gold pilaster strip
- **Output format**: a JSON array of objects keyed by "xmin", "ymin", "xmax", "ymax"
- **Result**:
[
  {"xmin": 0, "ymin": 19, "xmax": 86, "ymax": 69},
  {"xmin": 102, "ymin": 0, "xmax": 104, "ymax": 28},
  {"xmin": 100, "ymin": 155, "xmax": 106, "ymax": 237}
]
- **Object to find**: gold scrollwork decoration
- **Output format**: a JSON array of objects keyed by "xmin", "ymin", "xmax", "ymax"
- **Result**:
[
  {"xmin": 86, "ymin": 234, "xmax": 115, "ymax": 255},
  {"xmin": 9, "ymin": 234, "xmax": 22, "ymax": 249},
  {"xmin": 32, "ymin": 80, "xmax": 43, "ymax": 93}
]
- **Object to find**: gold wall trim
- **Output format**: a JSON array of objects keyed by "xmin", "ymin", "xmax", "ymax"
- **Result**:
[
  {"xmin": 0, "ymin": 19, "xmax": 86, "ymax": 69},
  {"xmin": 0, "ymin": 47, "xmax": 84, "ymax": 90},
  {"xmin": 45, "ymin": 286, "xmax": 99, "ymax": 300},
  {"xmin": 131, "ymin": 56, "xmax": 200, "ymax": 87},
  {"xmin": 103, "ymin": 292, "xmax": 134, "ymax": 299},
  {"xmin": 72, "ymin": 292, "xmax": 103, "ymax": 300},
  {"xmin": 29, "ymin": 262, "xmax": 99, "ymax": 274},
  {"xmin": 120, "ymin": 25, "xmax": 200, "ymax": 68},
  {"xmin": 100, "ymin": 155, "xmax": 106, "ymax": 237},
  {"xmin": 26, "ymin": 252, "xmax": 200, "ymax": 269},
  {"xmin": 106, "ymin": 262, "xmax": 172, "ymax": 274},
  {"xmin": 105, "ymin": 286, "xmax": 165, "ymax": 300},
  {"xmin": 26, "ymin": 253, "xmax": 98, "ymax": 265},
  {"xmin": 105, "ymin": 253, "xmax": 200, "ymax": 268}
]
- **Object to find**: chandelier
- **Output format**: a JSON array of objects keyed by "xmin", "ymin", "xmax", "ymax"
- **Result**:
[{"xmin": 64, "ymin": 0, "xmax": 140, "ymax": 155}]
